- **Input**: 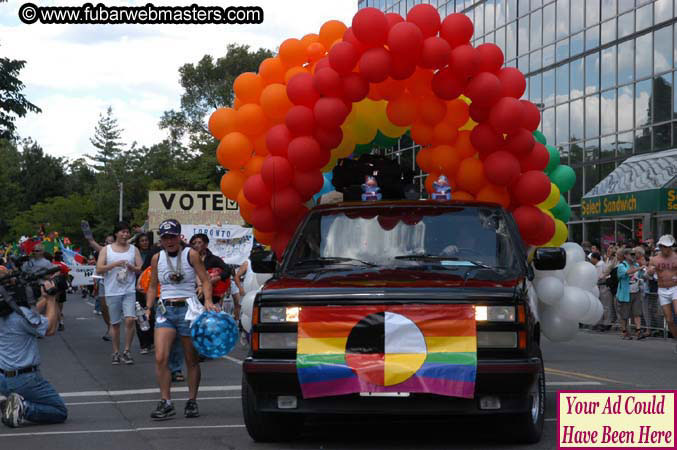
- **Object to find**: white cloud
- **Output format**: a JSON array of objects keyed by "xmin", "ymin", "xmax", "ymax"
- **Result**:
[{"xmin": 0, "ymin": 0, "xmax": 358, "ymax": 159}]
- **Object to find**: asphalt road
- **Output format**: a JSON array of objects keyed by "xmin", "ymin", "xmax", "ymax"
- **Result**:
[{"xmin": 2, "ymin": 293, "xmax": 677, "ymax": 449}]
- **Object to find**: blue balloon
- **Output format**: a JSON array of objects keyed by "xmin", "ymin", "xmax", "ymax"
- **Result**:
[
  {"xmin": 313, "ymin": 173, "xmax": 335, "ymax": 202},
  {"xmin": 190, "ymin": 311, "xmax": 238, "ymax": 358}
]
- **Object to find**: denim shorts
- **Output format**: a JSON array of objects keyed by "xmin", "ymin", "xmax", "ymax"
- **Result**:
[
  {"xmin": 106, "ymin": 293, "xmax": 136, "ymax": 325},
  {"xmin": 155, "ymin": 304, "xmax": 191, "ymax": 337}
]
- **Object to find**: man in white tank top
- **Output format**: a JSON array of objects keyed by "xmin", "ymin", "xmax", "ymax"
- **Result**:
[
  {"xmin": 145, "ymin": 219, "xmax": 217, "ymax": 420},
  {"xmin": 95, "ymin": 222, "xmax": 143, "ymax": 365}
]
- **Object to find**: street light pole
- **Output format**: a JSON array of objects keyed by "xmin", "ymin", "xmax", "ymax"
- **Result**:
[{"xmin": 118, "ymin": 182, "xmax": 123, "ymax": 221}]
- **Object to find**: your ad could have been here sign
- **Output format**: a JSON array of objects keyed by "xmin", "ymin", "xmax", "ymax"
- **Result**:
[{"xmin": 148, "ymin": 191, "xmax": 244, "ymax": 231}]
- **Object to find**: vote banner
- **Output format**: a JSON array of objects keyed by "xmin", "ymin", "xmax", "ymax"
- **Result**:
[
  {"xmin": 148, "ymin": 191, "xmax": 244, "ymax": 231},
  {"xmin": 182, "ymin": 224, "xmax": 253, "ymax": 266},
  {"xmin": 69, "ymin": 265, "xmax": 96, "ymax": 286}
]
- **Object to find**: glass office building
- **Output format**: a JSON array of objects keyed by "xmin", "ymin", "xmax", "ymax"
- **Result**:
[{"xmin": 363, "ymin": 0, "xmax": 677, "ymax": 245}]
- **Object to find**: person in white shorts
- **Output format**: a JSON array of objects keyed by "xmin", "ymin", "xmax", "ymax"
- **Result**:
[{"xmin": 647, "ymin": 235, "xmax": 677, "ymax": 351}]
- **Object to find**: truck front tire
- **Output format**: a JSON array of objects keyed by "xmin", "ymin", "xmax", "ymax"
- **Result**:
[
  {"xmin": 242, "ymin": 376, "xmax": 304, "ymax": 442},
  {"xmin": 508, "ymin": 350, "xmax": 545, "ymax": 444}
]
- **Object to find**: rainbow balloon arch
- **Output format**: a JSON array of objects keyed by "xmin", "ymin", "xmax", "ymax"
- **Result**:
[{"xmin": 209, "ymin": 5, "xmax": 576, "ymax": 257}]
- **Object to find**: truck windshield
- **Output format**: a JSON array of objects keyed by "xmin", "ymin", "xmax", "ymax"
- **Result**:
[{"xmin": 285, "ymin": 206, "xmax": 525, "ymax": 279}]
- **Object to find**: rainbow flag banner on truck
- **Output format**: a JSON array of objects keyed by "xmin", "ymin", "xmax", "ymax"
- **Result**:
[{"xmin": 296, "ymin": 305, "xmax": 477, "ymax": 399}]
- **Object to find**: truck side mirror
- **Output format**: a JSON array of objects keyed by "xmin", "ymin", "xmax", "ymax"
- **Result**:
[
  {"xmin": 251, "ymin": 250, "xmax": 277, "ymax": 274},
  {"xmin": 533, "ymin": 247, "xmax": 566, "ymax": 271}
]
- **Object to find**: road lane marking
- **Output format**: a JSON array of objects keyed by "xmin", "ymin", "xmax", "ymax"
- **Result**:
[
  {"xmin": 545, "ymin": 418, "xmax": 556, "ymax": 422},
  {"xmin": 66, "ymin": 396, "xmax": 241, "ymax": 406},
  {"xmin": 0, "ymin": 424, "xmax": 246, "ymax": 438},
  {"xmin": 222, "ymin": 355, "xmax": 243, "ymax": 365},
  {"xmin": 545, "ymin": 381, "xmax": 602, "ymax": 386},
  {"xmin": 58, "ymin": 385, "xmax": 240, "ymax": 398},
  {"xmin": 545, "ymin": 368, "xmax": 630, "ymax": 385}
]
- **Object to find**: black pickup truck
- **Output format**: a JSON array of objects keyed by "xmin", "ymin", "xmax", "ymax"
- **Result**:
[{"xmin": 243, "ymin": 200, "xmax": 565, "ymax": 443}]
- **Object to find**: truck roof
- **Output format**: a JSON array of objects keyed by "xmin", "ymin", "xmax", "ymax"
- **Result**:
[{"xmin": 311, "ymin": 199, "xmax": 506, "ymax": 212}]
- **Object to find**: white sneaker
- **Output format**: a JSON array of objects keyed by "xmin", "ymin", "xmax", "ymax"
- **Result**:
[{"xmin": 2, "ymin": 393, "xmax": 25, "ymax": 427}]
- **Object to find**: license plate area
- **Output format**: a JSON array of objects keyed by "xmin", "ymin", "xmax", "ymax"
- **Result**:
[{"xmin": 359, "ymin": 392, "xmax": 410, "ymax": 397}]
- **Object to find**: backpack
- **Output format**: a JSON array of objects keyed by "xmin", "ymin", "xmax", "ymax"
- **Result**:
[{"xmin": 606, "ymin": 266, "xmax": 619, "ymax": 296}]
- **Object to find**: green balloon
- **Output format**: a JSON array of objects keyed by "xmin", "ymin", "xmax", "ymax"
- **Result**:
[
  {"xmin": 373, "ymin": 131, "xmax": 397, "ymax": 148},
  {"xmin": 551, "ymin": 195, "xmax": 571, "ymax": 223},
  {"xmin": 545, "ymin": 145, "xmax": 560, "ymax": 173},
  {"xmin": 549, "ymin": 165, "xmax": 576, "ymax": 193},
  {"xmin": 533, "ymin": 130, "xmax": 547, "ymax": 145},
  {"xmin": 354, "ymin": 143, "xmax": 372, "ymax": 155}
]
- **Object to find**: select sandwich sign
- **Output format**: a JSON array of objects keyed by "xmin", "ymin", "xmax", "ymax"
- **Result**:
[
  {"xmin": 581, "ymin": 189, "xmax": 677, "ymax": 218},
  {"xmin": 148, "ymin": 191, "xmax": 244, "ymax": 230}
]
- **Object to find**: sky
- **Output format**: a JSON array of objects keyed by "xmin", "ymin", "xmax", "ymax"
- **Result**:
[{"xmin": 0, "ymin": 0, "xmax": 357, "ymax": 160}]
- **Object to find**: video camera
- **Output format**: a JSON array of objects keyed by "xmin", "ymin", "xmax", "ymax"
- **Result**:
[{"xmin": 0, "ymin": 265, "xmax": 62, "ymax": 318}]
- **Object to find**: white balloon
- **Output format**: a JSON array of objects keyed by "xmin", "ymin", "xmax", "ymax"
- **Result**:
[
  {"xmin": 540, "ymin": 304, "xmax": 579, "ymax": 342},
  {"xmin": 240, "ymin": 290, "xmax": 258, "ymax": 333},
  {"xmin": 535, "ymin": 276, "xmax": 565, "ymax": 305},
  {"xmin": 592, "ymin": 285, "xmax": 600, "ymax": 298},
  {"xmin": 565, "ymin": 261, "xmax": 598, "ymax": 292},
  {"xmin": 557, "ymin": 286, "xmax": 593, "ymax": 322},
  {"xmin": 580, "ymin": 293, "xmax": 604, "ymax": 325},
  {"xmin": 535, "ymin": 268, "xmax": 565, "ymax": 281},
  {"xmin": 256, "ymin": 273, "xmax": 272, "ymax": 286},
  {"xmin": 240, "ymin": 311, "xmax": 252, "ymax": 333},
  {"xmin": 561, "ymin": 242, "xmax": 586, "ymax": 275}
]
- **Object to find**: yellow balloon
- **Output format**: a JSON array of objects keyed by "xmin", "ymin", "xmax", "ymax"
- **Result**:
[
  {"xmin": 334, "ymin": 127, "xmax": 356, "ymax": 157},
  {"xmin": 459, "ymin": 118, "xmax": 478, "ymax": 131},
  {"xmin": 351, "ymin": 119, "xmax": 378, "ymax": 144},
  {"xmin": 545, "ymin": 219, "xmax": 568, "ymax": 247},
  {"xmin": 379, "ymin": 120, "xmax": 408, "ymax": 138},
  {"xmin": 538, "ymin": 183, "xmax": 560, "ymax": 210},
  {"xmin": 459, "ymin": 95, "xmax": 471, "ymax": 105},
  {"xmin": 540, "ymin": 208, "xmax": 554, "ymax": 220},
  {"xmin": 344, "ymin": 106, "xmax": 358, "ymax": 126},
  {"xmin": 322, "ymin": 155, "xmax": 338, "ymax": 173}
]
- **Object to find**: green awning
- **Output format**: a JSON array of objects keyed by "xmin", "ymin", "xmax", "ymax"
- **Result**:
[{"xmin": 581, "ymin": 149, "xmax": 677, "ymax": 217}]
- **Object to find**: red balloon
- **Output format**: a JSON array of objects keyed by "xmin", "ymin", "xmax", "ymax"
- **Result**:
[
  {"xmin": 476, "ymin": 43, "xmax": 504, "ymax": 74},
  {"xmin": 342, "ymin": 27, "xmax": 369, "ymax": 54},
  {"xmin": 385, "ymin": 12, "xmax": 404, "ymax": 28},
  {"xmin": 469, "ymin": 102, "xmax": 491, "ymax": 122},
  {"xmin": 271, "ymin": 186, "xmax": 303, "ymax": 218},
  {"xmin": 419, "ymin": 95, "xmax": 446, "ymax": 124},
  {"xmin": 450, "ymin": 45, "xmax": 480, "ymax": 80},
  {"xmin": 406, "ymin": 4, "xmax": 441, "ymax": 38},
  {"xmin": 387, "ymin": 22, "xmax": 423, "ymax": 57},
  {"xmin": 261, "ymin": 155, "xmax": 294, "ymax": 190},
  {"xmin": 419, "ymin": 37, "xmax": 451, "ymax": 69},
  {"xmin": 498, "ymin": 67, "xmax": 527, "ymax": 98},
  {"xmin": 293, "ymin": 170, "xmax": 324, "ymax": 200},
  {"xmin": 266, "ymin": 124, "xmax": 292, "ymax": 157},
  {"xmin": 314, "ymin": 97, "xmax": 349, "ymax": 129},
  {"xmin": 342, "ymin": 72, "xmax": 369, "ymax": 102},
  {"xmin": 313, "ymin": 67, "xmax": 343, "ymax": 97},
  {"xmin": 520, "ymin": 100, "xmax": 541, "ymax": 131},
  {"xmin": 285, "ymin": 105, "xmax": 315, "ymax": 136},
  {"xmin": 464, "ymin": 71, "xmax": 502, "ymax": 108},
  {"xmin": 272, "ymin": 232, "xmax": 293, "ymax": 260},
  {"xmin": 286, "ymin": 73, "xmax": 319, "ymax": 107},
  {"xmin": 440, "ymin": 13, "xmax": 474, "ymax": 48},
  {"xmin": 531, "ymin": 214, "xmax": 556, "ymax": 246},
  {"xmin": 328, "ymin": 41, "xmax": 359, "ymax": 74},
  {"xmin": 279, "ymin": 206, "xmax": 308, "ymax": 234},
  {"xmin": 504, "ymin": 128, "xmax": 535, "ymax": 157},
  {"xmin": 243, "ymin": 174, "xmax": 272, "ymax": 206},
  {"xmin": 358, "ymin": 47, "xmax": 392, "ymax": 83},
  {"xmin": 431, "ymin": 67, "xmax": 466, "ymax": 100},
  {"xmin": 513, "ymin": 170, "xmax": 551, "ymax": 205},
  {"xmin": 377, "ymin": 216, "xmax": 400, "ymax": 231},
  {"xmin": 513, "ymin": 205, "xmax": 546, "ymax": 243},
  {"xmin": 390, "ymin": 53, "xmax": 417, "ymax": 80},
  {"xmin": 314, "ymin": 126, "xmax": 342, "ymax": 150},
  {"xmin": 288, "ymin": 136, "xmax": 330, "ymax": 171},
  {"xmin": 520, "ymin": 142, "xmax": 549, "ymax": 172},
  {"xmin": 352, "ymin": 7, "xmax": 389, "ymax": 47},
  {"xmin": 489, "ymin": 97, "xmax": 524, "ymax": 134},
  {"xmin": 314, "ymin": 57, "xmax": 331, "ymax": 73},
  {"xmin": 250, "ymin": 206, "xmax": 277, "ymax": 232},
  {"xmin": 483, "ymin": 150, "xmax": 521, "ymax": 187},
  {"xmin": 470, "ymin": 122, "xmax": 503, "ymax": 152}
]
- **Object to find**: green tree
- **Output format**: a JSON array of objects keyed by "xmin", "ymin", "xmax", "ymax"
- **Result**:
[
  {"xmin": 0, "ymin": 139, "xmax": 23, "ymax": 238},
  {"xmin": 88, "ymin": 106, "xmax": 125, "ymax": 172},
  {"xmin": 0, "ymin": 50, "xmax": 41, "ymax": 140}
]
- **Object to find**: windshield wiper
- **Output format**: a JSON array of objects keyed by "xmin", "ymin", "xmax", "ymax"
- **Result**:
[
  {"xmin": 463, "ymin": 264, "xmax": 509, "ymax": 284},
  {"xmin": 292, "ymin": 257, "xmax": 378, "ymax": 268},
  {"xmin": 394, "ymin": 253, "xmax": 460, "ymax": 260}
]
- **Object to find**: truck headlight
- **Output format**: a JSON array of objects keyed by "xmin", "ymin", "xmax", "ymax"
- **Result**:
[
  {"xmin": 475, "ymin": 306, "xmax": 515, "ymax": 322},
  {"xmin": 477, "ymin": 331, "xmax": 517, "ymax": 348},
  {"xmin": 260, "ymin": 306, "xmax": 300, "ymax": 323},
  {"xmin": 259, "ymin": 332, "xmax": 297, "ymax": 350}
]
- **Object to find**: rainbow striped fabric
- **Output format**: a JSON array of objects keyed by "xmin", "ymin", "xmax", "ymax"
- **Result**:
[{"xmin": 296, "ymin": 305, "xmax": 477, "ymax": 399}]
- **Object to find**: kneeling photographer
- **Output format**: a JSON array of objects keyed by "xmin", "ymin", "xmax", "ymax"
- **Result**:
[{"xmin": 0, "ymin": 264, "xmax": 68, "ymax": 428}]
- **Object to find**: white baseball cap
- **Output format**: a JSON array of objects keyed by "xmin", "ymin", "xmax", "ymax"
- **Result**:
[{"xmin": 657, "ymin": 234, "xmax": 676, "ymax": 247}]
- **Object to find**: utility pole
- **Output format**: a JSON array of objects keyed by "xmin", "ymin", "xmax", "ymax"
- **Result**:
[{"xmin": 118, "ymin": 182, "xmax": 124, "ymax": 221}]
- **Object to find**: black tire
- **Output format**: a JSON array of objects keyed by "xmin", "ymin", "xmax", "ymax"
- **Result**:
[
  {"xmin": 241, "ymin": 376, "xmax": 304, "ymax": 442},
  {"xmin": 508, "ymin": 350, "xmax": 545, "ymax": 444}
]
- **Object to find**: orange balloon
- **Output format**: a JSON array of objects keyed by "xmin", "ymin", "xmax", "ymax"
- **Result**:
[
  {"xmin": 406, "ymin": 68, "xmax": 434, "ymax": 98},
  {"xmin": 254, "ymin": 228, "xmax": 276, "ymax": 245},
  {"xmin": 259, "ymin": 58, "xmax": 286, "ymax": 84},
  {"xmin": 284, "ymin": 66, "xmax": 308, "ymax": 84},
  {"xmin": 253, "ymin": 134, "xmax": 269, "ymax": 156},
  {"xmin": 445, "ymin": 99, "xmax": 470, "ymax": 128},
  {"xmin": 260, "ymin": 83, "xmax": 293, "ymax": 123},
  {"xmin": 367, "ymin": 83, "xmax": 382, "ymax": 101},
  {"xmin": 375, "ymin": 78, "xmax": 406, "ymax": 101},
  {"xmin": 306, "ymin": 42, "xmax": 327, "ymax": 63},
  {"xmin": 410, "ymin": 121, "xmax": 434, "ymax": 146},
  {"xmin": 456, "ymin": 157, "xmax": 488, "ymax": 195},
  {"xmin": 234, "ymin": 72, "xmax": 264, "ymax": 104},
  {"xmin": 216, "ymin": 132, "xmax": 253, "ymax": 170},
  {"xmin": 419, "ymin": 95, "xmax": 447, "ymax": 125},
  {"xmin": 279, "ymin": 38, "xmax": 307, "ymax": 67},
  {"xmin": 244, "ymin": 155, "xmax": 265, "ymax": 177},
  {"xmin": 424, "ymin": 172, "xmax": 441, "ymax": 194},
  {"xmin": 476, "ymin": 184, "xmax": 510, "ymax": 208},
  {"xmin": 432, "ymin": 122, "xmax": 459, "ymax": 145},
  {"xmin": 386, "ymin": 92, "xmax": 418, "ymax": 126},
  {"xmin": 220, "ymin": 170, "xmax": 246, "ymax": 200},
  {"xmin": 233, "ymin": 97, "xmax": 244, "ymax": 110},
  {"xmin": 319, "ymin": 20, "xmax": 347, "ymax": 48},
  {"xmin": 455, "ymin": 130, "xmax": 476, "ymax": 159},
  {"xmin": 431, "ymin": 145, "xmax": 461, "ymax": 177},
  {"xmin": 300, "ymin": 33, "xmax": 320, "ymax": 48},
  {"xmin": 416, "ymin": 147, "xmax": 435, "ymax": 173},
  {"xmin": 235, "ymin": 103, "xmax": 269, "ymax": 137},
  {"xmin": 208, "ymin": 108, "xmax": 237, "ymax": 140},
  {"xmin": 453, "ymin": 190, "xmax": 475, "ymax": 201},
  {"xmin": 237, "ymin": 188, "xmax": 257, "ymax": 211},
  {"xmin": 240, "ymin": 204, "xmax": 255, "ymax": 225}
]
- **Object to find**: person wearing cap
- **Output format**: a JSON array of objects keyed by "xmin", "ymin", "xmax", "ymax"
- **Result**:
[
  {"xmin": 647, "ymin": 234, "xmax": 677, "ymax": 351},
  {"xmin": 616, "ymin": 248, "xmax": 645, "ymax": 339},
  {"xmin": 145, "ymin": 219, "xmax": 217, "ymax": 420}
]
